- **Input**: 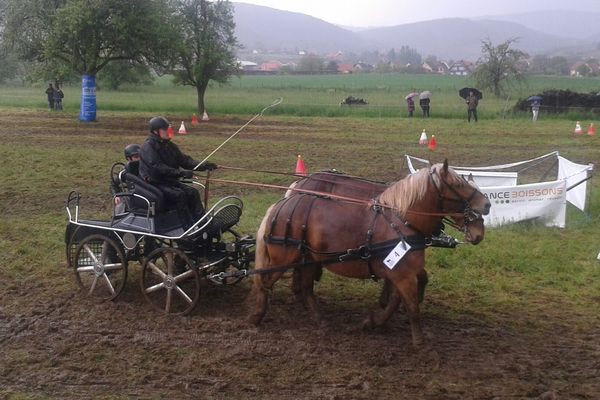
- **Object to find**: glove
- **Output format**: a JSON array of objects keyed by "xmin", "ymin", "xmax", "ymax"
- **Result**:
[
  {"xmin": 180, "ymin": 169, "xmax": 194, "ymax": 179},
  {"xmin": 199, "ymin": 162, "xmax": 218, "ymax": 171}
]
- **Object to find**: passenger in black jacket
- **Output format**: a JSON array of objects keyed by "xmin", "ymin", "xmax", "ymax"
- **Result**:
[{"xmin": 139, "ymin": 116, "xmax": 217, "ymax": 228}]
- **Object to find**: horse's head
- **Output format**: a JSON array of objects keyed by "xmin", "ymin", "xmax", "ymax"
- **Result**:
[{"xmin": 430, "ymin": 160, "xmax": 491, "ymax": 244}]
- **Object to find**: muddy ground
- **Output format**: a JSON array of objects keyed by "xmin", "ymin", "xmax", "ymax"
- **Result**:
[{"xmin": 1, "ymin": 111, "xmax": 599, "ymax": 399}]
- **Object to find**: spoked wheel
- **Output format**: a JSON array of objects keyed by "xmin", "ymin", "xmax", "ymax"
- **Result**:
[
  {"xmin": 141, "ymin": 248, "xmax": 200, "ymax": 315},
  {"xmin": 73, "ymin": 234, "xmax": 128, "ymax": 301}
]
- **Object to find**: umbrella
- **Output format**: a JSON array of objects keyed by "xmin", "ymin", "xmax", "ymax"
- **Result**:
[
  {"xmin": 459, "ymin": 87, "xmax": 482, "ymax": 100},
  {"xmin": 405, "ymin": 92, "xmax": 419, "ymax": 100},
  {"xmin": 527, "ymin": 95, "xmax": 542, "ymax": 102},
  {"xmin": 419, "ymin": 91, "xmax": 432, "ymax": 99}
]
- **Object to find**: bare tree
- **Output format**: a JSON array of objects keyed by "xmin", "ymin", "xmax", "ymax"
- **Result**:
[{"xmin": 472, "ymin": 38, "xmax": 528, "ymax": 97}]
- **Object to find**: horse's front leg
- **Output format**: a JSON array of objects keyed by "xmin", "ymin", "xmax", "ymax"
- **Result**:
[
  {"xmin": 393, "ymin": 276, "xmax": 424, "ymax": 347},
  {"xmin": 379, "ymin": 269, "xmax": 428, "ymax": 308},
  {"xmin": 363, "ymin": 281, "xmax": 402, "ymax": 329}
]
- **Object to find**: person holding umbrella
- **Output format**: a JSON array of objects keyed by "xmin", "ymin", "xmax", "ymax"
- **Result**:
[
  {"xmin": 467, "ymin": 91, "xmax": 479, "ymax": 122},
  {"xmin": 419, "ymin": 91, "xmax": 431, "ymax": 117},
  {"xmin": 405, "ymin": 91, "xmax": 418, "ymax": 117},
  {"xmin": 459, "ymin": 87, "xmax": 482, "ymax": 122},
  {"xmin": 528, "ymin": 96, "xmax": 542, "ymax": 122}
]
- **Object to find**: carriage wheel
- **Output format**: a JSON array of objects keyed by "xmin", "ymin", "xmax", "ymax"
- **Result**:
[
  {"xmin": 73, "ymin": 234, "xmax": 128, "ymax": 301},
  {"xmin": 140, "ymin": 248, "xmax": 200, "ymax": 315}
]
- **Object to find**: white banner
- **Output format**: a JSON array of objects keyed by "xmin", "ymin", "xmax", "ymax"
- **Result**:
[
  {"xmin": 481, "ymin": 180, "xmax": 567, "ymax": 228},
  {"xmin": 557, "ymin": 156, "xmax": 593, "ymax": 212},
  {"xmin": 454, "ymin": 170, "xmax": 518, "ymax": 187}
]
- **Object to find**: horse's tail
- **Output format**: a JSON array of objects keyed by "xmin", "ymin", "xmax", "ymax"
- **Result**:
[
  {"xmin": 253, "ymin": 203, "xmax": 274, "ymax": 282},
  {"xmin": 248, "ymin": 204, "xmax": 276, "ymax": 325}
]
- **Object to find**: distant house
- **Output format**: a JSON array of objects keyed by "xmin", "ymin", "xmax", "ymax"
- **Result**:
[
  {"xmin": 326, "ymin": 51, "xmax": 344, "ymax": 62},
  {"xmin": 337, "ymin": 63, "xmax": 354, "ymax": 74},
  {"xmin": 422, "ymin": 61, "xmax": 449, "ymax": 74},
  {"xmin": 259, "ymin": 61, "xmax": 284, "ymax": 72},
  {"xmin": 353, "ymin": 62, "xmax": 374, "ymax": 73},
  {"xmin": 238, "ymin": 60, "xmax": 258, "ymax": 72},
  {"xmin": 570, "ymin": 62, "xmax": 599, "ymax": 77},
  {"xmin": 449, "ymin": 61, "xmax": 473, "ymax": 76}
]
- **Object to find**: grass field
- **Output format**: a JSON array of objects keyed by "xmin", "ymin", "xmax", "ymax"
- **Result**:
[
  {"xmin": 2, "ymin": 73, "xmax": 600, "ymax": 119},
  {"xmin": 1, "ymin": 78, "xmax": 600, "ymax": 398}
]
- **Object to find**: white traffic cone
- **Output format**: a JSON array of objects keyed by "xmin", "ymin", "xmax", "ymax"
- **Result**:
[
  {"xmin": 419, "ymin": 129, "xmax": 428, "ymax": 145},
  {"xmin": 201, "ymin": 111, "xmax": 209, "ymax": 121},
  {"xmin": 574, "ymin": 121, "xmax": 582, "ymax": 135},
  {"xmin": 178, "ymin": 121, "xmax": 187, "ymax": 134}
]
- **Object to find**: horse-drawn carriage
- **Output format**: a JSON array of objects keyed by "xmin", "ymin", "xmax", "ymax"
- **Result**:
[
  {"xmin": 65, "ymin": 163, "xmax": 255, "ymax": 315},
  {"xmin": 65, "ymin": 151, "xmax": 490, "ymax": 346}
]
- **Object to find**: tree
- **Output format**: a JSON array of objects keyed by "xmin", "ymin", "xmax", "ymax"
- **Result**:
[
  {"xmin": 397, "ymin": 45, "xmax": 422, "ymax": 66},
  {"xmin": 98, "ymin": 61, "xmax": 155, "ymax": 90},
  {"xmin": 3, "ymin": 0, "xmax": 170, "ymax": 120},
  {"xmin": 472, "ymin": 38, "xmax": 528, "ymax": 97},
  {"xmin": 297, "ymin": 54, "xmax": 324, "ymax": 74},
  {"xmin": 170, "ymin": 0, "xmax": 240, "ymax": 114}
]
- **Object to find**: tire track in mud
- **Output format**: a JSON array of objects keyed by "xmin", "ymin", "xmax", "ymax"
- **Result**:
[{"xmin": 0, "ymin": 293, "xmax": 76, "ymax": 345}]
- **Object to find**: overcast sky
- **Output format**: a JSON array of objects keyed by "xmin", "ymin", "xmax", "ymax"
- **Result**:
[{"xmin": 237, "ymin": 0, "xmax": 600, "ymax": 27}]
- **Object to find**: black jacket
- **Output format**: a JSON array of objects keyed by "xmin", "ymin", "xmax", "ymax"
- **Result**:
[{"xmin": 139, "ymin": 134, "xmax": 199, "ymax": 183}]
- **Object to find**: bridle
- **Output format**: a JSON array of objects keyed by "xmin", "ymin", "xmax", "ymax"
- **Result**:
[{"xmin": 428, "ymin": 168, "xmax": 484, "ymax": 232}]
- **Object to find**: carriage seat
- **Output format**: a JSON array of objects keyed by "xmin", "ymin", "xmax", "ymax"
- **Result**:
[{"xmin": 121, "ymin": 171, "xmax": 167, "ymax": 214}]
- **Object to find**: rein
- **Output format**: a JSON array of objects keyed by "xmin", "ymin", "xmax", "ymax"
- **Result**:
[{"xmin": 193, "ymin": 175, "xmax": 467, "ymax": 218}]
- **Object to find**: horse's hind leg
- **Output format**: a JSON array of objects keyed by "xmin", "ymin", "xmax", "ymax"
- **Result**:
[
  {"xmin": 248, "ymin": 208, "xmax": 283, "ymax": 326},
  {"xmin": 299, "ymin": 265, "xmax": 326, "ymax": 328},
  {"xmin": 248, "ymin": 271, "xmax": 284, "ymax": 325}
]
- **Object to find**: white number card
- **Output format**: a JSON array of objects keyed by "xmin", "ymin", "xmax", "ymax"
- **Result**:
[{"xmin": 383, "ymin": 240, "xmax": 411, "ymax": 270}]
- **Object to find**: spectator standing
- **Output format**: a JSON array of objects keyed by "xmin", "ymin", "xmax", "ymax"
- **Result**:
[
  {"xmin": 531, "ymin": 100, "xmax": 540, "ymax": 122},
  {"xmin": 419, "ymin": 97, "xmax": 430, "ymax": 117},
  {"xmin": 466, "ymin": 91, "xmax": 479, "ymax": 122},
  {"xmin": 45, "ymin": 84, "xmax": 55, "ymax": 110},
  {"xmin": 406, "ymin": 97, "xmax": 415, "ymax": 117},
  {"xmin": 54, "ymin": 85, "xmax": 64, "ymax": 110}
]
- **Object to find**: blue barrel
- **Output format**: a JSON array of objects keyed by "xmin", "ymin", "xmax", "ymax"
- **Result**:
[{"xmin": 79, "ymin": 74, "xmax": 97, "ymax": 121}]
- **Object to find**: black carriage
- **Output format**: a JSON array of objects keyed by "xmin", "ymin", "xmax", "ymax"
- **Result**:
[{"xmin": 64, "ymin": 164, "xmax": 254, "ymax": 315}]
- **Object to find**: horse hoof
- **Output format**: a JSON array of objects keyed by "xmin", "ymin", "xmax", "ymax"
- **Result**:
[
  {"xmin": 247, "ymin": 314, "xmax": 263, "ymax": 326},
  {"xmin": 412, "ymin": 337, "xmax": 426, "ymax": 348},
  {"xmin": 361, "ymin": 315, "xmax": 375, "ymax": 330}
]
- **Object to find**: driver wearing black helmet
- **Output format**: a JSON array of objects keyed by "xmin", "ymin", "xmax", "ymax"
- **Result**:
[
  {"xmin": 139, "ymin": 116, "xmax": 217, "ymax": 229},
  {"xmin": 111, "ymin": 143, "xmax": 141, "ymax": 214}
]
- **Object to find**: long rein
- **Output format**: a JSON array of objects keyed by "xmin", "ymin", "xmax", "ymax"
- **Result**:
[{"xmin": 193, "ymin": 169, "xmax": 468, "ymax": 219}]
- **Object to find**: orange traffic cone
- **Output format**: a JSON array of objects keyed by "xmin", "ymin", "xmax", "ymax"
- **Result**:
[
  {"xmin": 201, "ymin": 111, "xmax": 209, "ymax": 122},
  {"xmin": 167, "ymin": 125, "xmax": 174, "ymax": 139},
  {"xmin": 191, "ymin": 113, "xmax": 199, "ymax": 125},
  {"xmin": 295, "ymin": 155, "xmax": 308, "ymax": 176},
  {"xmin": 178, "ymin": 121, "xmax": 187, "ymax": 135},
  {"xmin": 587, "ymin": 123, "xmax": 595, "ymax": 136},
  {"xmin": 419, "ymin": 129, "xmax": 428, "ymax": 145},
  {"xmin": 574, "ymin": 121, "xmax": 583, "ymax": 135},
  {"xmin": 428, "ymin": 135, "xmax": 437, "ymax": 151}
]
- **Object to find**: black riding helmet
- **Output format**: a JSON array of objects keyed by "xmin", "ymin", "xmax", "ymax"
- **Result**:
[
  {"xmin": 149, "ymin": 116, "xmax": 170, "ymax": 134},
  {"xmin": 124, "ymin": 144, "xmax": 141, "ymax": 159}
]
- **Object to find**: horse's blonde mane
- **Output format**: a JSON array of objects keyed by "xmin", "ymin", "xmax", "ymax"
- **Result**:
[{"xmin": 378, "ymin": 163, "xmax": 446, "ymax": 216}]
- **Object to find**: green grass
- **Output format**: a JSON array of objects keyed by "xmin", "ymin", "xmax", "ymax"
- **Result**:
[
  {"xmin": 0, "ymin": 106, "xmax": 598, "ymax": 329},
  {"xmin": 3, "ymin": 73, "xmax": 600, "ymax": 119}
]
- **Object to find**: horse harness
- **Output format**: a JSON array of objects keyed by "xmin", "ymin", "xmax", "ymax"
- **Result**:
[
  {"xmin": 208, "ymin": 169, "xmax": 480, "ymax": 282},
  {"xmin": 264, "ymin": 193, "xmax": 427, "ymax": 280}
]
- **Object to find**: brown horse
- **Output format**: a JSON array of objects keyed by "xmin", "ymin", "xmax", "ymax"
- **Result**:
[
  {"xmin": 287, "ymin": 170, "xmax": 485, "ymax": 306},
  {"xmin": 249, "ymin": 161, "xmax": 490, "ymax": 346}
]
